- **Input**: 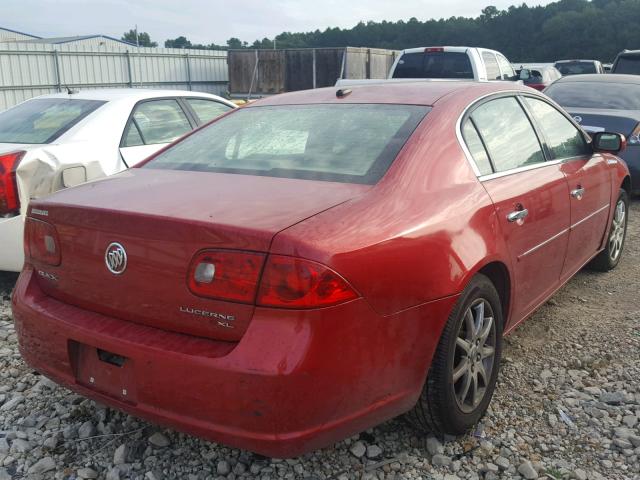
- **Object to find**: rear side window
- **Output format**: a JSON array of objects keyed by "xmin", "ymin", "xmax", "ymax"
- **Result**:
[
  {"xmin": 392, "ymin": 52, "xmax": 474, "ymax": 79},
  {"xmin": 524, "ymin": 97, "xmax": 590, "ymax": 159},
  {"xmin": 145, "ymin": 104, "xmax": 429, "ymax": 185},
  {"xmin": 496, "ymin": 55, "xmax": 515, "ymax": 79},
  {"xmin": 186, "ymin": 99, "xmax": 233, "ymax": 124},
  {"xmin": 461, "ymin": 120, "xmax": 493, "ymax": 175},
  {"xmin": 613, "ymin": 55, "xmax": 640, "ymax": 74},
  {"xmin": 482, "ymin": 52, "xmax": 501, "ymax": 80},
  {"xmin": 123, "ymin": 99, "xmax": 192, "ymax": 147},
  {"xmin": 470, "ymin": 97, "xmax": 545, "ymax": 172},
  {"xmin": 0, "ymin": 98, "xmax": 105, "ymax": 144}
]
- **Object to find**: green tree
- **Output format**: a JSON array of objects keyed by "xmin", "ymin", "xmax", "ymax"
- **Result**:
[
  {"xmin": 226, "ymin": 37, "xmax": 246, "ymax": 49},
  {"xmin": 165, "ymin": 36, "xmax": 192, "ymax": 49},
  {"xmin": 121, "ymin": 29, "xmax": 157, "ymax": 47}
]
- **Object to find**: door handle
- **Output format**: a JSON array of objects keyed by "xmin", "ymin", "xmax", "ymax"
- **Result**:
[
  {"xmin": 507, "ymin": 208, "xmax": 529, "ymax": 223},
  {"xmin": 571, "ymin": 187, "xmax": 585, "ymax": 199}
]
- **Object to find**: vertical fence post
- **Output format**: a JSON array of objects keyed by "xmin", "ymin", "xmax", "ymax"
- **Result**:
[
  {"xmin": 53, "ymin": 49, "xmax": 62, "ymax": 92},
  {"xmin": 126, "ymin": 50, "xmax": 133, "ymax": 87},
  {"xmin": 366, "ymin": 48, "xmax": 371, "ymax": 79},
  {"xmin": 312, "ymin": 48, "xmax": 317, "ymax": 89},
  {"xmin": 185, "ymin": 52, "xmax": 192, "ymax": 91}
]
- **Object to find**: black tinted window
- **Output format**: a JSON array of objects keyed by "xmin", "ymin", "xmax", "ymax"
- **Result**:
[
  {"xmin": 471, "ymin": 97, "xmax": 544, "ymax": 172},
  {"xmin": 462, "ymin": 120, "xmax": 493, "ymax": 175},
  {"xmin": 482, "ymin": 52, "xmax": 501, "ymax": 80},
  {"xmin": 554, "ymin": 61, "xmax": 597, "ymax": 75},
  {"xmin": 546, "ymin": 81, "xmax": 640, "ymax": 110},
  {"xmin": 392, "ymin": 52, "xmax": 473, "ymax": 79},
  {"xmin": 613, "ymin": 55, "xmax": 640, "ymax": 74},
  {"xmin": 0, "ymin": 98, "xmax": 105, "ymax": 144},
  {"xmin": 145, "ymin": 104, "xmax": 429, "ymax": 185},
  {"xmin": 524, "ymin": 97, "xmax": 590, "ymax": 159}
]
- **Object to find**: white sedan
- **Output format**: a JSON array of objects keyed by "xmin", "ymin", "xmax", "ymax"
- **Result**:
[{"xmin": 0, "ymin": 89, "xmax": 236, "ymax": 271}]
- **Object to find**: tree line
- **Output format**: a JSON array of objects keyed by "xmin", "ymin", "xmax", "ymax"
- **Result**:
[{"xmin": 122, "ymin": 0, "xmax": 640, "ymax": 62}]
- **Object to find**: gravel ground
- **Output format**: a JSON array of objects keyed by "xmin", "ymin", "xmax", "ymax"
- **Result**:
[{"xmin": 0, "ymin": 200, "xmax": 638, "ymax": 480}]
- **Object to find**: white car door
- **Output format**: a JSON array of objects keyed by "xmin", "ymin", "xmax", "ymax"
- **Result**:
[{"xmin": 119, "ymin": 98, "xmax": 195, "ymax": 167}]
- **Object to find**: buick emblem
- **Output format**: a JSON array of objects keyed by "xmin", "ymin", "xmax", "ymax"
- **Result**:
[
  {"xmin": 105, "ymin": 242, "xmax": 127, "ymax": 275},
  {"xmin": 573, "ymin": 115, "xmax": 582, "ymax": 123}
]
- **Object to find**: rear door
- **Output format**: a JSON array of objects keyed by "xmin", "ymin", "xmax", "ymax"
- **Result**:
[
  {"xmin": 462, "ymin": 95, "xmax": 571, "ymax": 324},
  {"xmin": 119, "ymin": 98, "xmax": 195, "ymax": 166},
  {"xmin": 522, "ymin": 96, "xmax": 612, "ymax": 279}
]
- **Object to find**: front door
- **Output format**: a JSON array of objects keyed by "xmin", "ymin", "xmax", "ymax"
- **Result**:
[
  {"xmin": 520, "ymin": 96, "xmax": 612, "ymax": 279},
  {"xmin": 463, "ymin": 95, "xmax": 571, "ymax": 325}
]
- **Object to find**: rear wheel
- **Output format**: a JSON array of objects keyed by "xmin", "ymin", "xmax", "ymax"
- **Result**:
[
  {"xmin": 589, "ymin": 189, "xmax": 628, "ymax": 272},
  {"xmin": 405, "ymin": 274, "xmax": 503, "ymax": 435}
]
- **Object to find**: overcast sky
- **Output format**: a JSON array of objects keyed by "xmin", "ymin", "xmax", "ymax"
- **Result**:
[{"xmin": 2, "ymin": 0, "xmax": 555, "ymax": 45}]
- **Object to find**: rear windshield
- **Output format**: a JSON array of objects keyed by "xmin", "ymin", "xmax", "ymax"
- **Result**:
[
  {"xmin": 0, "ymin": 98, "xmax": 105, "ymax": 144},
  {"xmin": 554, "ymin": 61, "xmax": 597, "ymax": 75},
  {"xmin": 144, "ymin": 104, "xmax": 429, "ymax": 184},
  {"xmin": 545, "ymin": 81, "xmax": 640, "ymax": 110},
  {"xmin": 613, "ymin": 55, "xmax": 640, "ymax": 74},
  {"xmin": 392, "ymin": 52, "xmax": 474, "ymax": 79}
]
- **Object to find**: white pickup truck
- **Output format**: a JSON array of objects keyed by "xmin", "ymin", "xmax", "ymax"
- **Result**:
[{"xmin": 337, "ymin": 46, "xmax": 517, "ymax": 86}]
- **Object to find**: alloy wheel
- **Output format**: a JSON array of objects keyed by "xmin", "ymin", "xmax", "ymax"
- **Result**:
[
  {"xmin": 609, "ymin": 198, "xmax": 626, "ymax": 262},
  {"xmin": 452, "ymin": 298, "xmax": 496, "ymax": 413}
]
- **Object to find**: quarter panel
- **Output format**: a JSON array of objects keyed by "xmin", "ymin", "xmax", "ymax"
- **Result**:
[{"xmin": 271, "ymin": 97, "xmax": 509, "ymax": 316}]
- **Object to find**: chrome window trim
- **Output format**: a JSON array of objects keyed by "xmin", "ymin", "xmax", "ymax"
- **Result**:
[
  {"xmin": 479, "ymin": 158, "xmax": 564, "ymax": 181},
  {"xmin": 456, "ymin": 90, "xmax": 594, "ymax": 181}
]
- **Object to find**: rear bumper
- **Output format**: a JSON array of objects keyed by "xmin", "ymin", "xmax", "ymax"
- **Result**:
[
  {"xmin": 0, "ymin": 215, "xmax": 24, "ymax": 272},
  {"xmin": 12, "ymin": 266, "xmax": 456, "ymax": 457}
]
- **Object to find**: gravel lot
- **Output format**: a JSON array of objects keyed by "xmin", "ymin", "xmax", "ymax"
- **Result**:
[{"xmin": 0, "ymin": 200, "xmax": 638, "ymax": 480}]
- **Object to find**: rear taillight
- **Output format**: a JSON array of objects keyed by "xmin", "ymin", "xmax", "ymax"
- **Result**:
[
  {"xmin": 526, "ymin": 83, "xmax": 546, "ymax": 91},
  {"xmin": 0, "ymin": 151, "xmax": 25, "ymax": 216},
  {"xmin": 256, "ymin": 255, "xmax": 358, "ymax": 309},
  {"xmin": 628, "ymin": 123, "xmax": 640, "ymax": 145},
  {"xmin": 25, "ymin": 217, "xmax": 61, "ymax": 266},
  {"xmin": 187, "ymin": 250, "xmax": 266, "ymax": 303},
  {"xmin": 187, "ymin": 251, "xmax": 359, "ymax": 308},
  {"xmin": 424, "ymin": 47, "xmax": 444, "ymax": 53}
]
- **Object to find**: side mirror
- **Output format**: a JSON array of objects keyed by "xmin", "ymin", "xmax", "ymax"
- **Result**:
[
  {"xmin": 592, "ymin": 132, "xmax": 626, "ymax": 154},
  {"xmin": 519, "ymin": 69, "xmax": 531, "ymax": 80}
]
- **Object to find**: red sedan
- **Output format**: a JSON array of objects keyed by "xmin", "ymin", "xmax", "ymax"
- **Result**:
[{"xmin": 12, "ymin": 82, "xmax": 630, "ymax": 458}]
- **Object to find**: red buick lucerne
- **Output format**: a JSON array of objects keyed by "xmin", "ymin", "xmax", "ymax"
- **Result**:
[{"xmin": 12, "ymin": 82, "xmax": 630, "ymax": 458}]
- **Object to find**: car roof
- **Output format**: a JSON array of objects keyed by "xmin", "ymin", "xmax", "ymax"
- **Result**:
[
  {"xmin": 554, "ymin": 59, "xmax": 598, "ymax": 63},
  {"xmin": 400, "ymin": 46, "xmax": 501, "ymax": 55},
  {"xmin": 29, "ymin": 89, "xmax": 228, "ymax": 103},
  {"xmin": 249, "ymin": 81, "xmax": 530, "ymax": 108},
  {"xmin": 553, "ymin": 73, "xmax": 640, "ymax": 85}
]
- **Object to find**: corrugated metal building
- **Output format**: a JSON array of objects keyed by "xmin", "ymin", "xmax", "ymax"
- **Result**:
[
  {"xmin": 19, "ymin": 35, "xmax": 135, "ymax": 49},
  {"xmin": 0, "ymin": 27, "xmax": 41, "ymax": 43}
]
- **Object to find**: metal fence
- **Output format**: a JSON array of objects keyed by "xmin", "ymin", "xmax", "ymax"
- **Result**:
[{"xmin": 0, "ymin": 42, "xmax": 229, "ymax": 111}]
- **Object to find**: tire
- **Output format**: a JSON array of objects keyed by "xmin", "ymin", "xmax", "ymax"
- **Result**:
[
  {"xmin": 405, "ymin": 274, "xmax": 503, "ymax": 436},
  {"xmin": 589, "ymin": 188, "xmax": 629, "ymax": 272}
]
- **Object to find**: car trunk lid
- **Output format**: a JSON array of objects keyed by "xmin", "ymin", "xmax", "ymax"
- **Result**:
[
  {"xmin": 29, "ymin": 168, "xmax": 369, "ymax": 341},
  {"xmin": 565, "ymin": 108, "xmax": 640, "ymax": 137}
]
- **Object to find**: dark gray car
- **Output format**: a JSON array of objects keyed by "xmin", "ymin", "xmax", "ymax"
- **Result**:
[{"xmin": 545, "ymin": 74, "xmax": 640, "ymax": 193}]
